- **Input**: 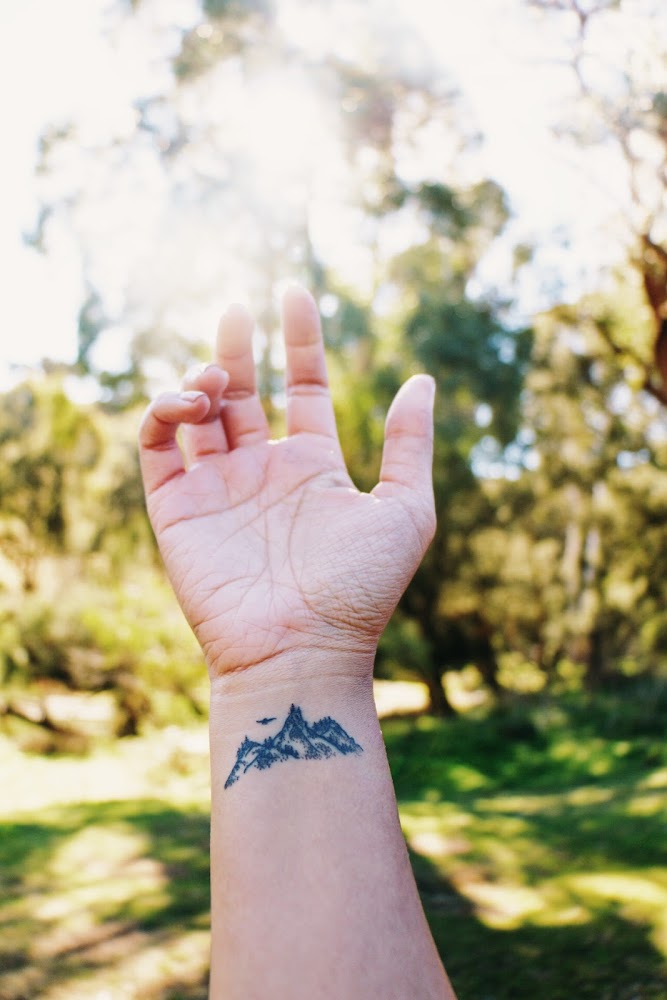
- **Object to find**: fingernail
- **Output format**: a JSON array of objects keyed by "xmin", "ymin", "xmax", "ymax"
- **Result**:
[{"xmin": 180, "ymin": 390, "xmax": 207, "ymax": 403}]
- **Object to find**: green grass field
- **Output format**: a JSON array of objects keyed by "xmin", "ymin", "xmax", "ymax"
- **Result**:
[{"xmin": 0, "ymin": 681, "xmax": 665, "ymax": 999}]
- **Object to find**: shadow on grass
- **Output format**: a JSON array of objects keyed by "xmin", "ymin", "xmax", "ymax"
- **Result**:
[
  {"xmin": 422, "ymin": 878, "xmax": 667, "ymax": 1000},
  {"xmin": 385, "ymin": 684, "xmax": 667, "ymax": 1000},
  {"xmin": 0, "ymin": 800, "xmax": 211, "ymax": 999},
  {"xmin": 1, "ymin": 682, "xmax": 665, "ymax": 999}
]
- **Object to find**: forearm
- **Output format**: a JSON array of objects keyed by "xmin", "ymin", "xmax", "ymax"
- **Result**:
[{"xmin": 208, "ymin": 655, "xmax": 455, "ymax": 1000}]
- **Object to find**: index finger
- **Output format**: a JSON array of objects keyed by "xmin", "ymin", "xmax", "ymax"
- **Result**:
[{"xmin": 138, "ymin": 390, "xmax": 211, "ymax": 495}]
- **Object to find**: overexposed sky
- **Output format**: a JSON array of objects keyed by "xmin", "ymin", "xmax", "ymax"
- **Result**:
[{"xmin": 0, "ymin": 0, "xmax": 633, "ymax": 386}]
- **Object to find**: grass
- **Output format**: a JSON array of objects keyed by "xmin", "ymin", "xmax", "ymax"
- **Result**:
[
  {"xmin": 0, "ymin": 681, "xmax": 665, "ymax": 999},
  {"xmin": 384, "ymin": 682, "xmax": 667, "ymax": 1000}
]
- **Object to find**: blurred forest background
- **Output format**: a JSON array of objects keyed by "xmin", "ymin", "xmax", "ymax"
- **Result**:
[{"xmin": 1, "ymin": 0, "xmax": 666, "ymax": 998}]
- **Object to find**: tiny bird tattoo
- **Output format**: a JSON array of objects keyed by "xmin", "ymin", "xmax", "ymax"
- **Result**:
[{"xmin": 256, "ymin": 717, "xmax": 277, "ymax": 725}]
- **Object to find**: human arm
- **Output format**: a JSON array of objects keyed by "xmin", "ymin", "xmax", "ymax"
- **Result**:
[{"xmin": 138, "ymin": 287, "xmax": 457, "ymax": 999}]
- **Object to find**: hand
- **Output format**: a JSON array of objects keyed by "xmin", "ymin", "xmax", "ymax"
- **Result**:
[{"xmin": 138, "ymin": 286, "xmax": 435, "ymax": 683}]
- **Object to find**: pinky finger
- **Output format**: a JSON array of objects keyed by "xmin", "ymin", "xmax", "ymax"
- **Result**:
[{"xmin": 138, "ymin": 390, "xmax": 211, "ymax": 495}]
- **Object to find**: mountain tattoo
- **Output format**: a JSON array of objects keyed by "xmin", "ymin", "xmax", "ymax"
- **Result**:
[{"xmin": 224, "ymin": 704, "xmax": 363, "ymax": 789}]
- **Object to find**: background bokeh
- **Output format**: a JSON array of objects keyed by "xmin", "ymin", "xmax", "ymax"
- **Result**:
[{"xmin": 1, "ymin": 1, "xmax": 666, "ymax": 998}]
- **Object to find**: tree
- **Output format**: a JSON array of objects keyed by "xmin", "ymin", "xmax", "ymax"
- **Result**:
[
  {"xmin": 0, "ymin": 379, "xmax": 101, "ymax": 592},
  {"xmin": 24, "ymin": 0, "xmax": 540, "ymax": 718},
  {"xmin": 527, "ymin": 0, "xmax": 667, "ymax": 401},
  {"xmin": 326, "ymin": 180, "xmax": 533, "ymax": 713},
  {"xmin": 27, "ymin": 0, "xmax": 469, "ymax": 407},
  {"xmin": 498, "ymin": 285, "xmax": 667, "ymax": 687}
]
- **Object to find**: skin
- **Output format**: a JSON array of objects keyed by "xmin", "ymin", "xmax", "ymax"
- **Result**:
[{"xmin": 138, "ymin": 286, "xmax": 456, "ymax": 1000}]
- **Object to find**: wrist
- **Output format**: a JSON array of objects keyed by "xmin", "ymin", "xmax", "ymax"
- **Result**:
[
  {"xmin": 207, "ymin": 645, "xmax": 376, "ymax": 704},
  {"xmin": 199, "ymin": 615, "xmax": 381, "ymax": 684},
  {"xmin": 208, "ymin": 651, "xmax": 381, "ymax": 786}
]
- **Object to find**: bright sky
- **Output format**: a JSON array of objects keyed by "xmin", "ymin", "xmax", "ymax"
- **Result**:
[{"xmin": 0, "ymin": 0, "xmax": 634, "ymax": 388}]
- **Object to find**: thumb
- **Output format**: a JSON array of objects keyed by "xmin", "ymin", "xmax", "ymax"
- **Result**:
[{"xmin": 372, "ymin": 374, "xmax": 436, "ymax": 511}]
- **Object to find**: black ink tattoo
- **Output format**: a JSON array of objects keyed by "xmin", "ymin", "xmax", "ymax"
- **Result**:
[
  {"xmin": 224, "ymin": 704, "xmax": 363, "ymax": 789},
  {"xmin": 256, "ymin": 716, "xmax": 277, "ymax": 725}
]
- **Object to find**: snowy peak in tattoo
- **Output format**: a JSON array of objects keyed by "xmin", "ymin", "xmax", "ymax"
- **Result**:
[{"xmin": 224, "ymin": 704, "xmax": 363, "ymax": 789}]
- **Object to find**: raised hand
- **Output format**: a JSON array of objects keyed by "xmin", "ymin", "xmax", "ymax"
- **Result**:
[{"xmin": 138, "ymin": 286, "xmax": 435, "ymax": 682}]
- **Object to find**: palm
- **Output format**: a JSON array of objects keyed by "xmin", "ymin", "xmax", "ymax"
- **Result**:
[{"xmin": 139, "ymin": 289, "xmax": 435, "ymax": 679}]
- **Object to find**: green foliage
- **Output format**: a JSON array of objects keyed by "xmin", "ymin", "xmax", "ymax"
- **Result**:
[
  {"xmin": 204, "ymin": 0, "xmax": 271, "ymax": 19},
  {"xmin": 0, "ymin": 380, "xmax": 101, "ymax": 591},
  {"xmin": 407, "ymin": 297, "xmax": 532, "ymax": 446},
  {"xmin": 3, "ymin": 577, "xmax": 205, "ymax": 730},
  {"xmin": 76, "ymin": 289, "xmax": 106, "ymax": 373},
  {"xmin": 377, "ymin": 613, "xmax": 434, "ymax": 682},
  {"xmin": 0, "ymin": 577, "xmax": 207, "ymax": 751},
  {"xmin": 0, "ymin": 377, "xmax": 203, "ymax": 744}
]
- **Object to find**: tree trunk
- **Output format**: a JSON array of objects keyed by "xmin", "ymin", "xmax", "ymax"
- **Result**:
[
  {"xmin": 476, "ymin": 651, "xmax": 502, "ymax": 694},
  {"xmin": 471, "ymin": 613, "xmax": 502, "ymax": 694},
  {"xmin": 585, "ymin": 625, "xmax": 606, "ymax": 689},
  {"xmin": 423, "ymin": 666, "xmax": 456, "ymax": 717}
]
